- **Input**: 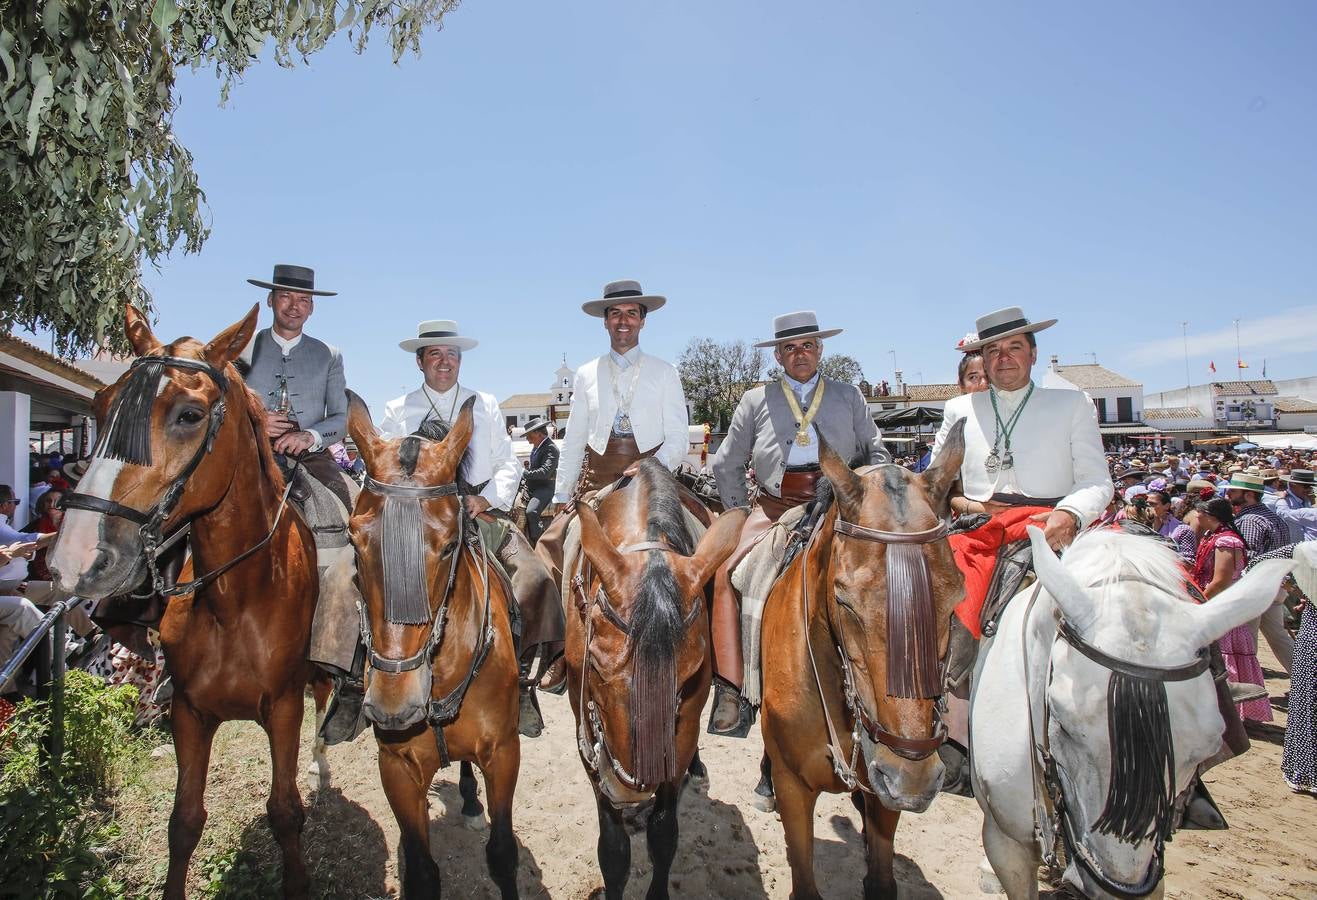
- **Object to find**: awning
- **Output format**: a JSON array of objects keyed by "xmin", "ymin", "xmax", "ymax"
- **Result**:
[
  {"xmin": 882, "ymin": 436, "xmax": 917, "ymax": 444},
  {"xmin": 1098, "ymin": 425, "xmax": 1157, "ymax": 435},
  {"xmin": 873, "ymin": 407, "xmax": 943, "ymax": 428}
]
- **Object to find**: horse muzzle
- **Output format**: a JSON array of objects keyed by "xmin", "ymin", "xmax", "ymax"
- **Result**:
[
  {"xmin": 862, "ymin": 735, "xmax": 945, "ymax": 812},
  {"xmin": 362, "ymin": 667, "xmax": 431, "ymax": 731},
  {"xmin": 49, "ymin": 537, "xmax": 145, "ymax": 600}
]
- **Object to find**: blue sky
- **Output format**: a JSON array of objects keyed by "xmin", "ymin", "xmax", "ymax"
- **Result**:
[{"xmin": 115, "ymin": 1, "xmax": 1317, "ymax": 412}]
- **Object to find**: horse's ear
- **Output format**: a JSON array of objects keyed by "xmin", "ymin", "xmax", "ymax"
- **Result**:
[
  {"xmin": 922, "ymin": 419, "xmax": 965, "ymax": 516},
  {"xmin": 124, "ymin": 305, "xmax": 162, "ymax": 357},
  {"xmin": 819, "ymin": 434, "xmax": 863, "ymax": 511},
  {"xmin": 346, "ymin": 390, "xmax": 385, "ymax": 473},
  {"xmin": 1188, "ymin": 558, "xmax": 1294, "ymax": 647},
  {"xmin": 1026, "ymin": 526, "xmax": 1096, "ymax": 633},
  {"xmin": 576, "ymin": 502, "xmax": 625, "ymax": 579},
  {"xmin": 203, "ymin": 305, "xmax": 260, "ymax": 370},
  {"xmin": 434, "ymin": 396, "xmax": 477, "ymax": 477},
  {"xmin": 681, "ymin": 506, "xmax": 749, "ymax": 592}
]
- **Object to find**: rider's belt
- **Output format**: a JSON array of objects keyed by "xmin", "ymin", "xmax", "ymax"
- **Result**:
[
  {"xmin": 759, "ymin": 468, "xmax": 821, "ymax": 522},
  {"xmin": 989, "ymin": 493, "xmax": 1062, "ymax": 507}
]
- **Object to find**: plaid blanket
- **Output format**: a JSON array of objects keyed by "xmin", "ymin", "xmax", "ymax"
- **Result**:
[{"xmin": 733, "ymin": 505, "xmax": 808, "ymax": 707}]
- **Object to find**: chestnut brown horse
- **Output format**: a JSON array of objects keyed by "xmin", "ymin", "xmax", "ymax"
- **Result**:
[
  {"xmin": 48, "ymin": 306, "xmax": 330, "ymax": 899},
  {"xmin": 567, "ymin": 459, "xmax": 746, "ymax": 899},
  {"xmin": 346, "ymin": 393, "xmax": 522, "ymax": 899},
  {"xmin": 759, "ymin": 423, "xmax": 965, "ymax": 899}
]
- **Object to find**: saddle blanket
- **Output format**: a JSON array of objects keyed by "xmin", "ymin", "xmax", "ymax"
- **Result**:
[{"xmin": 732, "ymin": 504, "xmax": 808, "ymax": 707}]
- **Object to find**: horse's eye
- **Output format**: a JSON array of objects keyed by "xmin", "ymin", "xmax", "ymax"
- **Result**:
[
  {"xmin": 441, "ymin": 539, "xmax": 458, "ymax": 558},
  {"xmin": 176, "ymin": 408, "xmax": 205, "ymax": 426}
]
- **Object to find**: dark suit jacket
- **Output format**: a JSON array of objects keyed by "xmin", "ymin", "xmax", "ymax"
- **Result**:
[{"xmin": 523, "ymin": 438, "xmax": 559, "ymax": 505}]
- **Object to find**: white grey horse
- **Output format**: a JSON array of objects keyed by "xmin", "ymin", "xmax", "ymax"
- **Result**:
[{"xmin": 970, "ymin": 526, "xmax": 1292, "ymax": 899}]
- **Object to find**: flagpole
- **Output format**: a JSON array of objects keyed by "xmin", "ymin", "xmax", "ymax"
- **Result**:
[
  {"xmin": 1234, "ymin": 319, "xmax": 1242, "ymax": 371},
  {"xmin": 1181, "ymin": 321, "xmax": 1190, "ymax": 392}
]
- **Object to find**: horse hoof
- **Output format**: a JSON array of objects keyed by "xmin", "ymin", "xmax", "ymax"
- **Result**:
[
  {"xmin": 752, "ymin": 791, "xmax": 776, "ymax": 813},
  {"xmin": 305, "ymin": 764, "xmax": 330, "ymax": 794},
  {"xmin": 464, "ymin": 814, "xmax": 488, "ymax": 831}
]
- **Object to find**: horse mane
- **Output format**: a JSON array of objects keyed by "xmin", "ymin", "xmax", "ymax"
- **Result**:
[
  {"xmin": 628, "ymin": 458, "xmax": 693, "ymax": 785},
  {"xmin": 1053, "ymin": 527, "xmax": 1188, "ymax": 844},
  {"xmin": 238, "ymin": 377, "xmax": 284, "ymax": 494}
]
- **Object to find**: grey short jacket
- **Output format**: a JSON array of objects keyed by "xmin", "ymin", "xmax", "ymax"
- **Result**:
[{"xmin": 246, "ymin": 329, "xmax": 348, "ymax": 444}]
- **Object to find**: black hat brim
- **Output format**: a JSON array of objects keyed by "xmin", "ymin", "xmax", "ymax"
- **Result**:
[{"xmin": 247, "ymin": 278, "xmax": 337, "ymax": 297}]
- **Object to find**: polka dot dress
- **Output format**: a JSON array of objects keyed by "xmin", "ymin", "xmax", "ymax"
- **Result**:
[{"xmin": 1283, "ymin": 601, "xmax": 1315, "ymax": 794}]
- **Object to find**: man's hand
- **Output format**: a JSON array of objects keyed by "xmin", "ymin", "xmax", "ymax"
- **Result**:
[
  {"xmin": 464, "ymin": 495, "xmax": 492, "ymax": 518},
  {"xmin": 273, "ymin": 430, "xmax": 316, "ymax": 457},
  {"xmin": 265, "ymin": 411, "xmax": 297, "ymax": 439},
  {"xmin": 1029, "ymin": 509, "xmax": 1079, "ymax": 551},
  {"xmin": 5, "ymin": 541, "xmax": 38, "ymax": 560}
]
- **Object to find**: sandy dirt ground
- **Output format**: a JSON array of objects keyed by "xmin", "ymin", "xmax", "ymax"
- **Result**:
[{"xmin": 139, "ymin": 644, "xmax": 1315, "ymax": 899}]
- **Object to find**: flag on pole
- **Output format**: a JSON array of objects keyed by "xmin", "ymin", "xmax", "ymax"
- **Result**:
[
  {"xmin": 1237, "ymin": 360, "xmax": 1249, "ymax": 369},
  {"xmin": 1209, "ymin": 360, "xmax": 1216, "ymax": 374}
]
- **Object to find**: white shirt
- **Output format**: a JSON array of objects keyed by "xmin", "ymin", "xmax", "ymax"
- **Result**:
[
  {"xmin": 933, "ymin": 380, "xmax": 1113, "ymax": 527},
  {"xmin": 782, "ymin": 372, "xmax": 822, "ymax": 466},
  {"xmin": 378, "ymin": 384, "xmax": 522, "ymax": 512},
  {"xmin": 553, "ymin": 349, "xmax": 689, "ymax": 503}
]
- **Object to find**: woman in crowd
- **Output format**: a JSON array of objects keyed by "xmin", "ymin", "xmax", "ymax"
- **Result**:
[
  {"xmin": 23, "ymin": 488, "xmax": 62, "ymax": 582},
  {"xmin": 1281, "ymin": 545, "xmax": 1316, "ymax": 794},
  {"xmin": 1146, "ymin": 488, "xmax": 1182, "ymax": 538},
  {"xmin": 957, "ymin": 348, "xmax": 987, "ymax": 393},
  {"xmin": 1193, "ymin": 497, "xmax": 1271, "ymax": 723}
]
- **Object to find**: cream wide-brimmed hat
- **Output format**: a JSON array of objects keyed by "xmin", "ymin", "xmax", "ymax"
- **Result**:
[
  {"xmin": 399, "ymin": 319, "xmax": 478, "ymax": 353},
  {"xmin": 753, "ymin": 311, "xmax": 843, "ymax": 348},
  {"xmin": 581, "ymin": 280, "xmax": 667, "ymax": 318},
  {"xmin": 955, "ymin": 306, "xmax": 1057, "ymax": 352}
]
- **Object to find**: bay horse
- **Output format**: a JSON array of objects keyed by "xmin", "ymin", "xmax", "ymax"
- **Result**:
[
  {"xmin": 346, "ymin": 392, "xmax": 522, "ymax": 899},
  {"xmin": 972, "ymin": 526, "xmax": 1293, "ymax": 899},
  {"xmin": 48, "ymin": 306, "xmax": 330, "ymax": 899},
  {"xmin": 567, "ymin": 459, "xmax": 746, "ymax": 899},
  {"xmin": 759, "ymin": 425, "xmax": 965, "ymax": 899}
]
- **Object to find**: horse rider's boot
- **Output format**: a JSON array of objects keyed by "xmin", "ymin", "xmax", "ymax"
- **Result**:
[
  {"xmin": 518, "ymin": 658, "xmax": 545, "ymax": 738},
  {"xmin": 943, "ymin": 616, "xmax": 979, "ymax": 694},
  {"xmin": 937, "ymin": 740, "xmax": 974, "ymax": 796},
  {"xmin": 1181, "ymin": 776, "xmax": 1228, "ymax": 830},
  {"xmin": 707, "ymin": 675, "xmax": 755, "ymax": 738},
  {"xmin": 539, "ymin": 650, "xmax": 567, "ymax": 694},
  {"xmin": 320, "ymin": 672, "xmax": 367, "ymax": 746}
]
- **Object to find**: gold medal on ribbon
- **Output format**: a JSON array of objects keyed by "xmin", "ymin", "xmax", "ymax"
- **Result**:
[{"xmin": 781, "ymin": 378, "xmax": 825, "ymax": 448}]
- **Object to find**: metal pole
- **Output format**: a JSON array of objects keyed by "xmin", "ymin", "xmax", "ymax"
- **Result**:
[
  {"xmin": 1234, "ymin": 319, "xmax": 1242, "ymax": 372},
  {"xmin": 34, "ymin": 620, "xmax": 52, "ymax": 772},
  {"xmin": 48, "ymin": 610, "xmax": 67, "ymax": 767}
]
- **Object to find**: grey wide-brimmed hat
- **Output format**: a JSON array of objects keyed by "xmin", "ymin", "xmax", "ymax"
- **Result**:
[
  {"xmin": 581, "ymin": 280, "xmax": 667, "ymax": 318},
  {"xmin": 955, "ymin": 306, "xmax": 1056, "ymax": 352},
  {"xmin": 754, "ymin": 311, "xmax": 843, "ymax": 348},
  {"xmin": 522, "ymin": 416, "xmax": 553, "ymax": 436},
  {"xmin": 1283, "ymin": 469, "xmax": 1316, "ymax": 485},
  {"xmin": 247, "ymin": 264, "xmax": 337, "ymax": 296},
  {"xmin": 400, "ymin": 319, "xmax": 478, "ymax": 353}
]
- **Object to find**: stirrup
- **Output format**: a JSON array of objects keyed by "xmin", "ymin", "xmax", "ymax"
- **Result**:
[
  {"xmin": 320, "ymin": 676, "xmax": 366, "ymax": 746},
  {"xmin": 706, "ymin": 677, "xmax": 756, "ymax": 738}
]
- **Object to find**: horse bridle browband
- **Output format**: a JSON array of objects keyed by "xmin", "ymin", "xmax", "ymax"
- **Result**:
[
  {"xmin": 1022, "ymin": 575, "xmax": 1213, "ymax": 899},
  {"xmin": 573, "ymin": 540, "xmax": 702, "ymax": 794},
  {"xmin": 60, "ymin": 354, "xmax": 298, "ymax": 597},
  {"xmin": 356, "ymin": 473, "xmax": 495, "ymax": 729},
  {"xmin": 800, "ymin": 513, "xmax": 951, "ymax": 793}
]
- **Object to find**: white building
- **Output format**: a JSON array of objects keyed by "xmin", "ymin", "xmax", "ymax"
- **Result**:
[{"xmin": 499, "ymin": 357, "xmax": 577, "ymax": 434}]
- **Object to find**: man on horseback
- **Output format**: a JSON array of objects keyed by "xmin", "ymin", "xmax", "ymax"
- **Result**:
[
  {"xmin": 379, "ymin": 320, "xmax": 564, "ymax": 736},
  {"xmin": 535, "ymin": 279, "xmax": 690, "ymax": 692},
  {"xmin": 520, "ymin": 417, "xmax": 557, "ymax": 546},
  {"xmin": 707, "ymin": 311, "xmax": 888, "ymax": 736},
  {"xmin": 932, "ymin": 306, "xmax": 1112, "ymax": 681},
  {"xmin": 244, "ymin": 264, "xmax": 354, "ymax": 511}
]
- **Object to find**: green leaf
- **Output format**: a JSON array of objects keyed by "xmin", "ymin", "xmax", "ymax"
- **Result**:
[
  {"xmin": 150, "ymin": 0, "xmax": 179, "ymax": 33},
  {"xmin": 26, "ymin": 73, "xmax": 54, "ymax": 155}
]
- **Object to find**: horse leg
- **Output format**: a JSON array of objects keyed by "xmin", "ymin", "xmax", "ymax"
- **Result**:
[
  {"xmin": 687, "ymin": 749, "xmax": 708, "ymax": 784},
  {"xmin": 306, "ymin": 673, "xmax": 333, "ymax": 794},
  {"xmin": 594, "ymin": 790, "xmax": 631, "ymax": 900},
  {"xmin": 379, "ymin": 731, "xmax": 443, "ymax": 898},
  {"xmin": 860, "ymin": 795, "xmax": 900, "ymax": 900},
  {"xmin": 479, "ymin": 746, "xmax": 521, "ymax": 900},
  {"xmin": 753, "ymin": 752, "xmax": 775, "ymax": 811},
  {"xmin": 459, "ymin": 759, "xmax": 487, "ymax": 829},
  {"xmin": 644, "ymin": 780, "xmax": 680, "ymax": 900},
  {"xmin": 265, "ymin": 692, "xmax": 311, "ymax": 899},
  {"xmin": 164, "ymin": 700, "xmax": 218, "ymax": 900},
  {"xmin": 773, "ymin": 767, "xmax": 822, "ymax": 900},
  {"xmin": 981, "ymin": 812, "xmax": 1039, "ymax": 900}
]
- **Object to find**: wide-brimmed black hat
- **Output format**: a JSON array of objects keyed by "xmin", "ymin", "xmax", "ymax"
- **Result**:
[
  {"xmin": 522, "ymin": 417, "xmax": 553, "ymax": 436},
  {"xmin": 1282, "ymin": 469, "xmax": 1316, "ymax": 486},
  {"xmin": 247, "ymin": 264, "xmax": 337, "ymax": 297}
]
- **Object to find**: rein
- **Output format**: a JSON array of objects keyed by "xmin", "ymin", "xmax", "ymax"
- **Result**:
[
  {"xmin": 801, "ymin": 513, "xmax": 950, "ymax": 794},
  {"xmin": 574, "ymin": 539, "xmax": 702, "ymax": 794},
  {"xmin": 1022, "ymin": 574, "xmax": 1213, "ymax": 898},
  {"xmin": 61, "ymin": 354, "xmax": 294, "ymax": 596},
  {"xmin": 356, "ymin": 475, "xmax": 494, "ymax": 729}
]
